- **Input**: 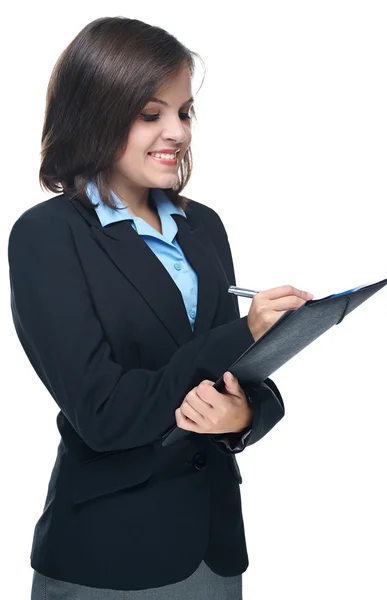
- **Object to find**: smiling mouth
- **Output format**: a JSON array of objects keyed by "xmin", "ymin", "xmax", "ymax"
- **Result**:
[
  {"xmin": 147, "ymin": 152, "xmax": 179, "ymax": 166},
  {"xmin": 148, "ymin": 151, "xmax": 180, "ymax": 159}
]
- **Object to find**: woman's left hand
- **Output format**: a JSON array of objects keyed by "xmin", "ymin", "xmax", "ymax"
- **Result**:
[{"xmin": 175, "ymin": 372, "xmax": 253, "ymax": 435}]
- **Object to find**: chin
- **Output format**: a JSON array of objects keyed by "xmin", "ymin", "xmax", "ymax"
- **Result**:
[{"xmin": 155, "ymin": 175, "xmax": 179, "ymax": 189}]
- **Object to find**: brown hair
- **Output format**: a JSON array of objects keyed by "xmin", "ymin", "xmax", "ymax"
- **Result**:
[{"xmin": 39, "ymin": 16, "xmax": 204, "ymax": 212}]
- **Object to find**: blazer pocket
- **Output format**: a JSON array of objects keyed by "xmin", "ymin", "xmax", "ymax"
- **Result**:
[
  {"xmin": 228, "ymin": 455, "xmax": 243, "ymax": 484},
  {"xmin": 71, "ymin": 444, "xmax": 155, "ymax": 505}
]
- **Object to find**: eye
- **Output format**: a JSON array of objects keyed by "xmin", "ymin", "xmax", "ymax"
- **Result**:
[
  {"xmin": 140, "ymin": 113, "xmax": 159, "ymax": 122},
  {"xmin": 140, "ymin": 112, "xmax": 192, "ymax": 122}
]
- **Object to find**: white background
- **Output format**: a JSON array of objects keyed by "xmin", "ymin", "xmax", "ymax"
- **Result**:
[{"xmin": 1, "ymin": 2, "xmax": 386, "ymax": 598}]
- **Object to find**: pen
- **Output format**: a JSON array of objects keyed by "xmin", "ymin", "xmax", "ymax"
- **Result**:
[{"xmin": 228, "ymin": 286, "xmax": 261, "ymax": 298}]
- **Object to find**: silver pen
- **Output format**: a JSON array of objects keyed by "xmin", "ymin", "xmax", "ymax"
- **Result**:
[{"xmin": 228, "ymin": 286, "xmax": 261, "ymax": 298}]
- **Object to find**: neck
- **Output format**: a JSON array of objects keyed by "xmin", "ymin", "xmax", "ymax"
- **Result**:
[{"xmin": 110, "ymin": 183, "xmax": 152, "ymax": 216}]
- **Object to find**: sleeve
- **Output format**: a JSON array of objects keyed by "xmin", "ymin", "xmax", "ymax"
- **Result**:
[
  {"xmin": 203, "ymin": 209, "xmax": 285, "ymax": 454},
  {"xmin": 8, "ymin": 210, "xmax": 256, "ymax": 453},
  {"xmin": 209, "ymin": 379, "xmax": 285, "ymax": 454}
]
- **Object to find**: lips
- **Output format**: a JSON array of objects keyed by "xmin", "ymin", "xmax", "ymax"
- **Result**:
[
  {"xmin": 148, "ymin": 153, "xmax": 178, "ymax": 166},
  {"xmin": 148, "ymin": 149, "xmax": 180, "ymax": 155},
  {"xmin": 147, "ymin": 153, "xmax": 178, "ymax": 159}
]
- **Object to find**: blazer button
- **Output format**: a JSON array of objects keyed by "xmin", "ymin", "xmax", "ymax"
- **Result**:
[{"xmin": 192, "ymin": 452, "xmax": 207, "ymax": 470}]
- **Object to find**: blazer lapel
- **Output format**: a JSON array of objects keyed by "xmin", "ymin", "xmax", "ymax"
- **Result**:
[
  {"xmin": 171, "ymin": 214, "xmax": 220, "ymax": 337},
  {"xmin": 68, "ymin": 197, "xmax": 220, "ymax": 347}
]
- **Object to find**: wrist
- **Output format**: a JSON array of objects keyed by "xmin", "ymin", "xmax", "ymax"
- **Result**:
[{"xmin": 234, "ymin": 403, "xmax": 253, "ymax": 432}]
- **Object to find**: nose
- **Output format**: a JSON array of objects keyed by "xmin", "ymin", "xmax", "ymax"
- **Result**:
[{"xmin": 161, "ymin": 115, "xmax": 188, "ymax": 144}]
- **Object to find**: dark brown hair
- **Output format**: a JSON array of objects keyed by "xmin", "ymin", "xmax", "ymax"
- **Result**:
[{"xmin": 39, "ymin": 16, "xmax": 204, "ymax": 212}]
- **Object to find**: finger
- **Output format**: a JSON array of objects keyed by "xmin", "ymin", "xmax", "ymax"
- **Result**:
[
  {"xmin": 184, "ymin": 387, "xmax": 210, "ymax": 410},
  {"xmin": 195, "ymin": 382, "xmax": 218, "ymax": 406},
  {"xmin": 181, "ymin": 398, "xmax": 206, "ymax": 424},
  {"xmin": 175, "ymin": 408, "xmax": 200, "ymax": 432},
  {"xmin": 223, "ymin": 371, "xmax": 238, "ymax": 389},
  {"xmin": 223, "ymin": 371, "xmax": 239, "ymax": 383},
  {"xmin": 263, "ymin": 285, "xmax": 313, "ymax": 301},
  {"xmin": 223, "ymin": 372, "xmax": 245, "ymax": 401},
  {"xmin": 270, "ymin": 295, "xmax": 310, "ymax": 311}
]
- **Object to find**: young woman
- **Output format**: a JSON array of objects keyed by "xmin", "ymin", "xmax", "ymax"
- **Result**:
[{"xmin": 8, "ymin": 16, "xmax": 313, "ymax": 600}]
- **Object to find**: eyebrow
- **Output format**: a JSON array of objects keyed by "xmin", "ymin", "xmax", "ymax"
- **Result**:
[{"xmin": 148, "ymin": 97, "xmax": 194, "ymax": 107}]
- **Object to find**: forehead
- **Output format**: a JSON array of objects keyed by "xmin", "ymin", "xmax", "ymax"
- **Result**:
[
  {"xmin": 147, "ymin": 95, "xmax": 194, "ymax": 107},
  {"xmin": 149, "ymin": 67, "xmax": 193, "ymax": 104}
]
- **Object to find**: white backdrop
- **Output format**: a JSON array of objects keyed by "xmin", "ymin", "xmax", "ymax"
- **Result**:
[{"xmin": 1, "ymin": 2, "xmax": 386, "ymax": 599}]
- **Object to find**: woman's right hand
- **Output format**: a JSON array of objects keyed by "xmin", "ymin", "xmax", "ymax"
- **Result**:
[{"xmin": 247, "ymin": 285, "xmax": 314, "ymax": 342}]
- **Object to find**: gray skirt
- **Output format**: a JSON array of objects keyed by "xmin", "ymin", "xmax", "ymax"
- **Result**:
[{"xmin": 31, "ymin": 560, "xmax": 243, "ymax": 600}]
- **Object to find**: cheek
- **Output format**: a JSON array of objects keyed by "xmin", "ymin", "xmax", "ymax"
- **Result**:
[
  {"xmin": 115, "ymin": 141, "xmax": 148, "ymax": 170},
  {"xmin": 125, "ymin": 123, "xmax": 154, "ymax": 154},
  {"xmin": 185, "ymin": 126, "xmax": 192, "ymax": 144},
  {"xmin": 114, "ymin": 148, "xmax": 135, "ymax": 173}
]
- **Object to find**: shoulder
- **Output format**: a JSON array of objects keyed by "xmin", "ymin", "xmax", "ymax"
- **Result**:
[
  {"xmin": 182, "ymin": 197, "xmax": 228, "ymax": 237},
  {"xmin": 8, "ymin": 194, "xmax": 74, "ymax": 256},
  {"xmin": 10, "ymin": 194, "xmax": 73, "ymax": 230},
  {"xmin": 181, "ymin": 197, "xmax": 234, "ymax": 268}
]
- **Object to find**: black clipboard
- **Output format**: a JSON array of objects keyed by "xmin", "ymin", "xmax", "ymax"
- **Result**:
[{"xmin": 162, "ymin": 277, "xmax": 387, "ymax": 447}]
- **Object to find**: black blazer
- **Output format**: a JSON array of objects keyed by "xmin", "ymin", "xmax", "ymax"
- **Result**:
[{"xmin": 8, "ymin": 192, "xmax": 285, "ymax": 591}]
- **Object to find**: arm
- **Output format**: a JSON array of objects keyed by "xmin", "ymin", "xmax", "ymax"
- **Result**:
[
  {"xmin": 203, "ymin": 209, "xmax": 285, "ymax": 454},
  {"xmin": 8, "ymin": 210, "xmax": 255, "ymax": 453}
]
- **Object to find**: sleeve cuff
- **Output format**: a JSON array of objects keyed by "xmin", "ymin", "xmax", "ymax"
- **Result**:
[{"xmin": 210, "ymin": 425, "xmax": 253, "ymax": 453}]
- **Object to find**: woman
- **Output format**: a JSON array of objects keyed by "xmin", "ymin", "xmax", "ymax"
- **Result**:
[{"xmin": 8, "ymin": 16, "xmax": 313, "ymax": 600}]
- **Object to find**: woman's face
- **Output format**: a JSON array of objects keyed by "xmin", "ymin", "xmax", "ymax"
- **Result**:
[{"xmin": 111, "ymin": 65, "xmax": 193, "ymax": 196}]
